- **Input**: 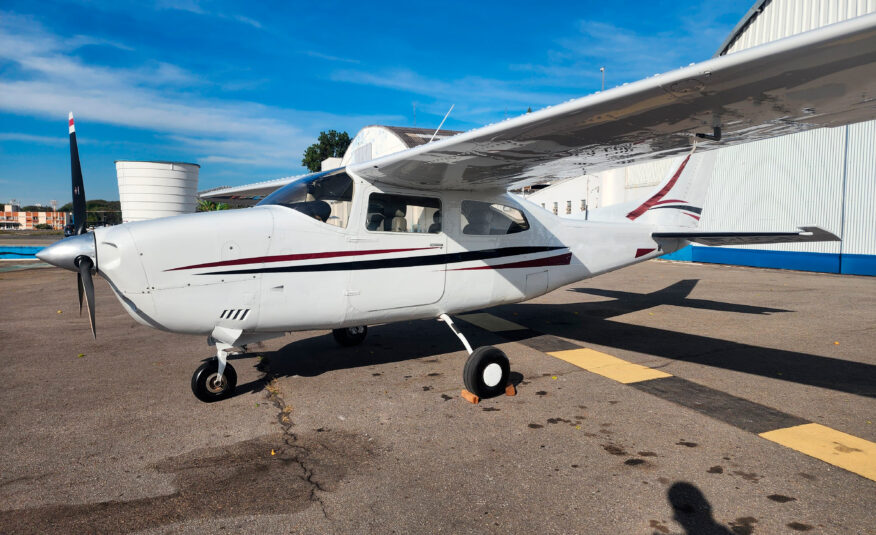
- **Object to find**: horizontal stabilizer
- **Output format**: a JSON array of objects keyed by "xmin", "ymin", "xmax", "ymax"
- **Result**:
[{"xmin": 652, "ymin": 226, "xmax": 839, "ymax": 246}]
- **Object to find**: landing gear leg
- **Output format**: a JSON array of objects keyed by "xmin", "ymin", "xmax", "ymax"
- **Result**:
[
  {"xmin": 439, "ymin": 314, "xmax": 510, "ymax": 399},
  {"xmin": 191, "ymin": 342, "xmax": 238, "ymax": 403}
]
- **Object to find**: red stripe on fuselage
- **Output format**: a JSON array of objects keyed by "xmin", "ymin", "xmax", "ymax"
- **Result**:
[
  {"xmin": 447, "ymin": 252, "xmax": 572, "ymax": 271},
  {"xmin": 625, "ymin": 155, "xmax": 691, "ymax": 220},
  {"xmin": 635, "ymin": 248, "xmax": 655, "ymax": 258},
  {"xmin": 166, "ymin": 247, "xmax": 441, "ymax": 271}
]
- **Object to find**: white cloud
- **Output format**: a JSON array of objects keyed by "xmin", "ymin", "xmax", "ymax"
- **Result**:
[
  {"xmin": 330, "ymin": 68, "xmax": 575, "ymax": 122},
  {"xmin": 0, "ymin": 132, "xmax": 66, "ymax": 145},
  {"xmin": 155, "ymin": 0, "xmax": 262, "ymax": 29},
  {"xmin": 305, "ymin": 51, "xmax": 360, "ymax": 64},
  {"xmin": 0, "ymin": 12, "xmax": 400, "ymax": 169}
]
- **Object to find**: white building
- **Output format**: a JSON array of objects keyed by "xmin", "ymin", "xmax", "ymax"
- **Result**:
[{"xmin": 528, "ymin": 0, "xmax": 876, "ymax": 276}]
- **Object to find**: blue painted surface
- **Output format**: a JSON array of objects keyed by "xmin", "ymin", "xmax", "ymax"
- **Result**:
[
  {"xmin": 840, "ymin": 254, "xmax": 876, "ymax": 276},
  {"xmin": 662, "ymin": 246, "xmax": 875, "ymax": 276},
  {"xmin": 0, "ymin": 246, "xmax": 43, "ymax": 259},
  {"xmin": 662, "ymin": 246, "xmax": 693, "ymax": 261}
]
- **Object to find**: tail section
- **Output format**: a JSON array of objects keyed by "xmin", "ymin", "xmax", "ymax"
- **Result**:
[
  {"xmin": 584, "ymin": 145, "xmax": 716, "ymax": 228},
  {"xmin": 624, "ymin": 146, "xmax": 716, "ymax": 228}
]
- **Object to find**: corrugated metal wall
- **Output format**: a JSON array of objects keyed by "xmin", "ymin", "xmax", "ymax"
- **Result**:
[
  {"xmin": 842, "ymin": 121, "xmax": 876, "ymax": 255},
  {"xmin": 700, "ymin": 128, "xmax": 845, "ymax": 254},
  {"xmin": 725, "ymin": 0, "xmax": 876, "ymax": 54}
]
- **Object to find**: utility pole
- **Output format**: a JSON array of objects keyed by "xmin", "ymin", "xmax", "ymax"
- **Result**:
[{"xmin": 600, "ymin": 67, "xmax": 605, "ymax": 91}]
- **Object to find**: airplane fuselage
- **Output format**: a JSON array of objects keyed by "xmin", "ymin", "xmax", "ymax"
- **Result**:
[{"xmin": 94, "ymin": 171, "xmax": 676, "ymax": 338}]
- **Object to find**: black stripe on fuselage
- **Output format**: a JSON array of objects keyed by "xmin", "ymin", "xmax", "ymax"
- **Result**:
[
  {"xmin": 198, "ymin": 246, "xmax": 567, "ymax": 275},
  {"xmin": 649, "ymin": 205, "xmax": 702, "ymax": 214}
]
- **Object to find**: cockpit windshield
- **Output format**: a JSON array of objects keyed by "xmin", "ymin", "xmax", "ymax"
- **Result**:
[{"xmin": 258, "ymin": 170, "xmax": 353, "ymax": 228}]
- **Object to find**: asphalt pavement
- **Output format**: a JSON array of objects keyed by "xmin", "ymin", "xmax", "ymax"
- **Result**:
[{"xmin": 1, "ymin": 261, "xmax": 874, "ymax": 534}]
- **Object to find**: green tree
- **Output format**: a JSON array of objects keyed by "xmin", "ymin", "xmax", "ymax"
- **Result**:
[
  {"xmin": 301, "ymin": 130, "xmax": 351, "ymax": 172},
  {"xmin": 197, "ymin": 199, "xmax": 230, "ymax": 212}
]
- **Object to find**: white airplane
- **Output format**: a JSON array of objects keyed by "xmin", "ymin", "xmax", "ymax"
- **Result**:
[{"xmin": 39, "ymin": 14, "xmax": 876, "ymax": 402}]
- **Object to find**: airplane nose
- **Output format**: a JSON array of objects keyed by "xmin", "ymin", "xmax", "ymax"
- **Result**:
[{"xmin": 36, "ymin": 233, "xmax": 96, "ymax": 272}]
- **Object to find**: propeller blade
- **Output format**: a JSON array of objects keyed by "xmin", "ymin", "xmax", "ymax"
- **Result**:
[
  {"xmin": 78, "ymin": 257, "xmax": 96, "ymax": 339},
  {"xmin": 77, "ymin": 271, "xmax": 84, "ymax": 316},
  {"xmin": 69, "ymin": 112, "xmax": 87, "ymax": 236}
]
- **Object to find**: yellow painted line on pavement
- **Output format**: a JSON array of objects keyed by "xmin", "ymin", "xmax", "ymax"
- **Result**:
[
  {"xmin": 457, "ymin": 313, "xmax": 526, "ymax": 332},
  {"xmin": 759, "ymin": 423, "xmax": 876, "ymax": 482},
  {"xmin": 547, "ymin": 348, "xmax": 673, "ymax": 384}
]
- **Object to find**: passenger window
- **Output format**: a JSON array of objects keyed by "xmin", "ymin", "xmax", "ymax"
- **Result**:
[
  {"xmin": 461, "ymin": 200, "xmax": 530, "ymax": 235},
  {"xmin": 258, "ymin": 170, "xmax": 353, "ymax": 228},
  {"xmin": 366, "ymin": 193, "xmax": 441, "ymax": 233}
]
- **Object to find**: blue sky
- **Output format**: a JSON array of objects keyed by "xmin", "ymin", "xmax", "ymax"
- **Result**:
[{"xmin": 0, "ymin": 0, "xmax": 753, "ymax": 205}]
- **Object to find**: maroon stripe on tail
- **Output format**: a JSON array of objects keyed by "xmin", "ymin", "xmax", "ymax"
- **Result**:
[
  {"xmin": 448, "ymin": 252, "xmax": 572, "ymax": 271},
  {"xmin": 635, "ymin": 248, "xmax": 655, "ymax": 258},
  {"xmin": 165, "ymin": 247, "xmax": 440, "ymax": 271},
  {"xmin": 626, "ymin": 154, "xmax": 691, "ymax": 220}
]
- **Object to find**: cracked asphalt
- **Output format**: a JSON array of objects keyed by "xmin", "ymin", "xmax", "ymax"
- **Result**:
[{"xmin": 1, "ymin": 261, "xmax": 874, "ymax": 534}]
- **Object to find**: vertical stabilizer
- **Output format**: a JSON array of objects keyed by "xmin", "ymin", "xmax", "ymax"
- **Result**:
[{"xmin": 624, "ymin": 147, "xmax": 717, "ymax": 229}]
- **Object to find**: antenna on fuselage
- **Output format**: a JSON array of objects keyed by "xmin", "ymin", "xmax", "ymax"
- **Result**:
[{"xmin": 429, "ymin": 104, "xmax": 454, "ymax": 143}]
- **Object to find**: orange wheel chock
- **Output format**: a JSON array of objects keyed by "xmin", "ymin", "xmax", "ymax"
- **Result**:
[
  {"xmin": 505, "ymin": 383, "xmax": 517, "ymax": 396},
  {"xmin": 461, "ymin": 389, "xmax": 480, "ymax": 404}
]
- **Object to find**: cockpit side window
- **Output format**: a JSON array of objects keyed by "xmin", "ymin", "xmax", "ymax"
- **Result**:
[
  {"xmin": 258, "ymin": 171, "xmax": 353, "ymax": 228},
  {"xmin": 366, "ymin": 193, "xmax": 441, "ymax": 233},
  {"xmin": 461, "ymin": 200, "xmax": 530, "ymax": 235}
]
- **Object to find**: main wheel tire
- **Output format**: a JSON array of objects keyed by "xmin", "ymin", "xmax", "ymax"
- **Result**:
[
  {"xmin": 463, "ymin": 346, "xmax": 510, "ymax": 399},
  {"xmin": 332, "ymin": 325, "xmax": 368, "ymax": 346},
  {"xmin": 191, "ymin": 358, "xmax": 237, "ymax": 403}
]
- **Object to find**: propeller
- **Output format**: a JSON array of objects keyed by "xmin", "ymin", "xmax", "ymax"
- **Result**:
[
  {"xmin": 77, "ymin": 256, "xmax": 96, "ymax": 338},
  {"xmin": 69, "ymin": 112, "xmax": 87, "ymax": 236},
  {"xmin": 36, "ymin": 113, "xmax": 99, "ymax": 337}
]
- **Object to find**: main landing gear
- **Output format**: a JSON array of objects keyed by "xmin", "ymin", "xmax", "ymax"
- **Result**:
[
  {"xmin": 439, "ymin": 314, "xmax": 511, "ymax": 399},
  {"xmin": 332, "ymin": 325, "xmax": 368, "ymax": 346}
]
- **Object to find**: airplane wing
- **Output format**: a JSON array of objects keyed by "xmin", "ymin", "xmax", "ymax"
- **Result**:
[
  {"xmin": 652, "ymin": 226, "xmax": 840, "ymax": 246},
  {"xmin": 199, "ymin": 174, "xmax": 310, "ymax": 206},
  {"xmin": 350, "ymin": 13, "xmax": 876, "ymax": 191}
]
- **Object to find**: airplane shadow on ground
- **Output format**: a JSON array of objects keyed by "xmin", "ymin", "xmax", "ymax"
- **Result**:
[
  {"xmin": 229, "ymin": 319, "xmax": 507, "ymax": 397},
  {"xmin": 232, "ymin": 279, "xmax": 876, "ymax": 399}
]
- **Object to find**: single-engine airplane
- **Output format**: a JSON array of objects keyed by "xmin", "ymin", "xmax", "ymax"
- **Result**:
[{"xmin": 39, "ymin": 14, "xmax": 876, "ymax": 402}]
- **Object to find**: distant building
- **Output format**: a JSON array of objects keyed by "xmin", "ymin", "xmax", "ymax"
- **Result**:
[{"xmin": 1, "ymin": 204, "xmax": 67, "ymax": 230}]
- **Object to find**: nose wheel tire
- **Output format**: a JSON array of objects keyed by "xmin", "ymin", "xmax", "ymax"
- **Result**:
[
  {"xmin": 332, "ymin": 325, "xmax": 368, "ymax": 346},
  {"xmin": 463, "ymin": 346, "xmax": 510, "ymax": 399},
  {"xmin": 191, "ymin": 358, "xmax": 237, "ymax": 403}
]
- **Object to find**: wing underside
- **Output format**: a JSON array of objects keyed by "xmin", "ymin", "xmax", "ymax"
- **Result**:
[
  {"xmin": 652, "ymin": 226, "xmax": 840, "ymax": 246},
  {"xmin": 349, "ymin": 14, "xmax": 876, "ymax": 191}
]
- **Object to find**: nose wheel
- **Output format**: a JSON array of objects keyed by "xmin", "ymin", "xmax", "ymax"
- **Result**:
[{"xmin": 191, "ymin": 358, "xmax": 237, "ymax": 402}]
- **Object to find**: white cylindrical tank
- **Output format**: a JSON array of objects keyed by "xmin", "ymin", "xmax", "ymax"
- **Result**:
[{"xmin": 116, "ymin": 161, "xmax": 200, "ymax": 222}]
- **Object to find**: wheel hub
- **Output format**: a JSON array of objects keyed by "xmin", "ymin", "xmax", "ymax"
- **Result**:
[
  {"xmin": 482, "ymin": 363, "xmax": 503, "ymax": 387},
  {"xmin": 206, "ymin": 373, "xmax": 226, "ymax": 393}
]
